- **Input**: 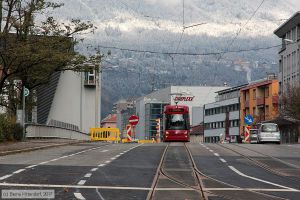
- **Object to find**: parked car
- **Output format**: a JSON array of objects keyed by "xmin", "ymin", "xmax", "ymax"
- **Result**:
[
  {"xmin": 257, "ymin": 123, "xmax": 281, "ymax": 144},
  {"xmin": 250, "ymin": 129, "xmax": 258, "ymax": 143}
]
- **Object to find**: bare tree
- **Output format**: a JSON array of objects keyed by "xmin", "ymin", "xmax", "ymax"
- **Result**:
[{"xmin": 281, "ymin": 85, "xmax": 300, "ymax": 120}]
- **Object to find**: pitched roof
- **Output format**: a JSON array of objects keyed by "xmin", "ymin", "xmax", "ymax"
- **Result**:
[{"xmin": 101, "ymin": 114, "xmax": 117, "ymax": 124}]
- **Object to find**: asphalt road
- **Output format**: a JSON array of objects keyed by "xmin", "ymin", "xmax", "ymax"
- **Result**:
[{"xmin": 0, "ymin": 142, "xmax": 299, "ymax": 200}]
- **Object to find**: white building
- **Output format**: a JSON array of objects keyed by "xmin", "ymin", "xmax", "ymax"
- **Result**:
[
  {"xmin": 274, "ymin": 11, "xmax": 300, "ymax": 94},
  {"xmin": 37, "ymin": 70, "xmax": 101, "ymax": 134},
  {"xmin": 135, "ymin": 86, "xmax": 228, "ymax": 140},
  {"xmin": 204, "ymin": 84, "xmax": 247, "ymax": 143}
]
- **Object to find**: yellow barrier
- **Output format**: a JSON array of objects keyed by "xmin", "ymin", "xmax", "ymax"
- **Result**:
[
  {"xmin": 90, "ymin": 128, "xmax": 121, "ymax": 142},
  {"xmin": 138, "ymin": 140, "xmax": 155, "ymax": 143}
]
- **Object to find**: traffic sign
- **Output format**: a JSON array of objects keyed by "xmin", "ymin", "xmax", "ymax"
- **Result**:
[
  {"xmin": 126, "ymin": 125, "xmax": 132, "ymax": 142},
  {"xmin": 129, "ymin": 115, "xmax": 139, "ymax": 126},
  {"xmin": 244, "ymin": 126, "xmax": 251, "ymax": 143},
  {"xmin": 244, "ymin": 115, "xmax": 254, "ymax": 125},
  {"xmin": 24, "ymin": 88, "xmax": 30, "ymax": 97}
]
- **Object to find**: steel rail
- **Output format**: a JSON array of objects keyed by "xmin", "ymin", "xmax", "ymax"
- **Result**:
[
  {"xmin": 217, "ymin": 144, "xmax": 300, "ymax": 184},
  {"xmin": 231, "ymin": 144, "xmax": 300, "ymax": 169},
  {"xmin": 146, "ymin": 143, "xmax": 170, "ymax": 200},
  {"xmin": 185, "ymin": 143, "xmax": 289, "ymax": 200}
]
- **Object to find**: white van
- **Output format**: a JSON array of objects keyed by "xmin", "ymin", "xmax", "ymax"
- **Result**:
[{"xmin": 257, "ymin": 123, "xmax": 281, "ymax": 144}]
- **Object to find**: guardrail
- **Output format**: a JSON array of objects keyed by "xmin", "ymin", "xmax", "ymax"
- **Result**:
[{"xmin": 26, "ymin": 124, "xmax": 90, "ymax": 140}]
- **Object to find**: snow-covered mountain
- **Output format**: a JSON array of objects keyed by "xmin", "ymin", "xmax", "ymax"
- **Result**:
[{"xmin": 50, "ymin": 0, "xmax": 300, "ymax": 117}]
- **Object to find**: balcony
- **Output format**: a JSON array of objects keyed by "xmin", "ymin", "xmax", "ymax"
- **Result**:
[
  {"xmin": 256, "ymin": 97, "xmax": 264, "ymax": 106},
  {"xmin": 84, "ymin": 79, "xmax": 96, "ymax": 87},
  {"xmin": 84, "ymin": 71, "xmax": 96, "ymax": 87},
  {"xmin": 244, "ymin": 100, "xmax": 250, "ymax": 108},
  {"xmin": 272, "ymin": 95, "xmax": 279, "ymax": 104}
]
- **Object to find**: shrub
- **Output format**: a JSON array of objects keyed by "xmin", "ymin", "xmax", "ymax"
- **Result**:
[
  {"xmin": 0, "ymin": 114, "xmax": 9, "ymax": 142},
  {"xmin": 0, "ymin": 114, "xmax": 23, "ymax": 141},
  {"xmin": 10, "ymin": 123, "xmax": 23, "ymax": 141}
]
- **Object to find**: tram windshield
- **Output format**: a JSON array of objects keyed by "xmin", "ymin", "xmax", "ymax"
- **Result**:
[{"xmin": 165, "ymin": 114, "xmax": 189, "ymax": 130}]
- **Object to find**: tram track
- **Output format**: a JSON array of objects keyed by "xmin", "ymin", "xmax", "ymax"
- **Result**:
[
  {"xmin": 146, "ymin": 143, "xmax": 207, "ymax": 200},
  {"xmin": 147, "ymin": 143, "xmax": 288, "ymax": 200},
  {"xmin": 186, "ymin": 143, "xmax": 289, "ymax": 200},
  {"xmin": 231, "ymin": 144, "xmax": 300, "ymax": 170},
  {"xmin": 216, "ymin": 144, "xmax": 300, "ymax": 184}
]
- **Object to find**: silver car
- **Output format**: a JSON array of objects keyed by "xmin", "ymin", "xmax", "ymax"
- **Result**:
[{"xmin": 257, "ymin": 123, "xmax": 281, "ymax": 144}]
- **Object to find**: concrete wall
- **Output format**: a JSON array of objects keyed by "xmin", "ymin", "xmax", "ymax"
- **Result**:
[
  {"xmin": 47, "ymin": 71, "xmax": 100, "ymax": 134},
  {"xmin": 192, "ymin": 107, "xmax": 203, "ymax": 125},
  {"xmin": 135, "ymin": 98, "xmax": 146, "ymax": 140},
  {"xmin": 26, "ymin": 124, "xmax": 90, "ymax": 140}
]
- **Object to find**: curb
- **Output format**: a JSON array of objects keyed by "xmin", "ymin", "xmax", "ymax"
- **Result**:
[{"xmin": 0, "ymin": 141, "xmax": 90, "ymax": 156}]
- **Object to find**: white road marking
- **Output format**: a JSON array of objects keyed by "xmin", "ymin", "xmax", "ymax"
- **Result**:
[
  {"xmin": 96, "ymin": 188, "xmax": 106, "ymax": 200},
  {"xmin": 84, "ymin": 173, "xmax": 92, "ymax": 178},
  {"xmin": 105, "ymin": 161, "xmax": 111, "ymax": 164},
  {"xmin": 26, "ymin": 165, "xmax": 37, "ymax": 169},
  {"xmin": 0, "ymin": 145, "xmax": 109, "ymax": 181},
  {"xmin": 98, "ymin": 164, "xmax": 105, "ymax": 167},
  {"xmin": 0, "ymin": 182, "xmax": 298, "ymax": 192},
  {"xmin": 209, "ymin": 150, "xmax": 214, "ymax": 152},
  {"xmin": 74, "ymin": 192, "xmax": 86, "ymax": 200},
  {"xmin": 110, "ymin": 157, "xmax": 116, "ymax": 160},
  {"xmin": 77, "ymin": 180, "xmax": 86, "ymax": 185},
  {"xmin": 228, "ymin": 166, "xmax": 297, "ymax": 191},
  {"xmin": 203, "ymin": 188, "xmax": 300, "ymax": 192},
  {"xmin": 91, "ymin": 168, "xmax": 98, "ymax": 172},
  {"xmin": 13, "ymin": 169, "xmax": 25, "ymax": 174},
  {"xmin": 220, "ymin": 158, "xmax": 227, "ymax": 163},
  {"xmin": 39, "ymin": 161, "xmax": 50, "ymax": 165},
  {"xmin": 0, "ymin": 174, "xmax": 12, "ymax": 180},
  {"xmin": 214, "ymin": 153, "xmax": 220, "ymax": 157},
  {"xmin": 100, "ymin": 150, "xmax": 108, "ymax": 152}
]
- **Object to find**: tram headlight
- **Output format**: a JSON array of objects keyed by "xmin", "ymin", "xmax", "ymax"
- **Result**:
[{"xmin": 166, "ymin": 131, "xmax": 169, "ymax": 135}]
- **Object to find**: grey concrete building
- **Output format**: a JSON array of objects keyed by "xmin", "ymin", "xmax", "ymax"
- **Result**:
[
  {"xmin": 114, "ymin": 99, "xmax": 136, "ymax": 138},
  {"xmin": 37, "ymin": 70, "xmax": 101, "ymax": 134},
  {"xmin": 274, "ymin": 11, "xmax": 300, "ymax": 94},
  {"xmin": 204, "ymin": 84, "xmax": 247, "ymax": 143},
  {"xmin": 135, "ymin": 86, "xmax": 228, "ymax": 140}
]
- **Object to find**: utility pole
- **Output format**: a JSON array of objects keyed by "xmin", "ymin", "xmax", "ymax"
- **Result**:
[
  {"xmin": 22, "ymin": 86, "xmax": 26, "ymax": 139},
  {"xmin": 22, "ymin": 86, "xmax": 29, "ymax": 139}
]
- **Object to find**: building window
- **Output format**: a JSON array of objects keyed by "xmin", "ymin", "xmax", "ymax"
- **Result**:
[
  {"xmin": 84, "ymin": 70, "xmax": 96, "ymax": 86},
  {"xmin": 265, "ymin": 87, "xmax": 269, "ymax": 97},
  {"xmin": 253, "ymin": 107, "xmax": 256, "ymax": 116},
  {"xmin": 265, "ymin": 105, "xmax": 269, "ymax": 116},
  {"xmin": 253, "ymin": 89, "xmax": 256, "ymax": 99}
]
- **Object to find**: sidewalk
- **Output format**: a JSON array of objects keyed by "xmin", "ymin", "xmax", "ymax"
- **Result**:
[{"xmin": 0, "ymin": 139, "xmax": 85, "ymax": 156}]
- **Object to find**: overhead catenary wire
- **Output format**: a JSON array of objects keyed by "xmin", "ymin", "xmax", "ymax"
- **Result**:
[
  {"xmin": 97, "ymin": 44, "xmax": 281, "ymax": 56},
  {"xmin": 218, "ymin": 0, "xmax": 266, "ymax": 60}
]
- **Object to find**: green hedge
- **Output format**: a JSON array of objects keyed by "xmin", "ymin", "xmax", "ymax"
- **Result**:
[{"xmin": 0, "ymin": 114, "xmax": 23, "ymax": 142}]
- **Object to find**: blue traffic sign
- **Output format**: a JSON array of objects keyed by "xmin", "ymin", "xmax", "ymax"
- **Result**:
[{"xmin": 244, "ymin": 115, "xmax": 254, "ymax": 125}]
